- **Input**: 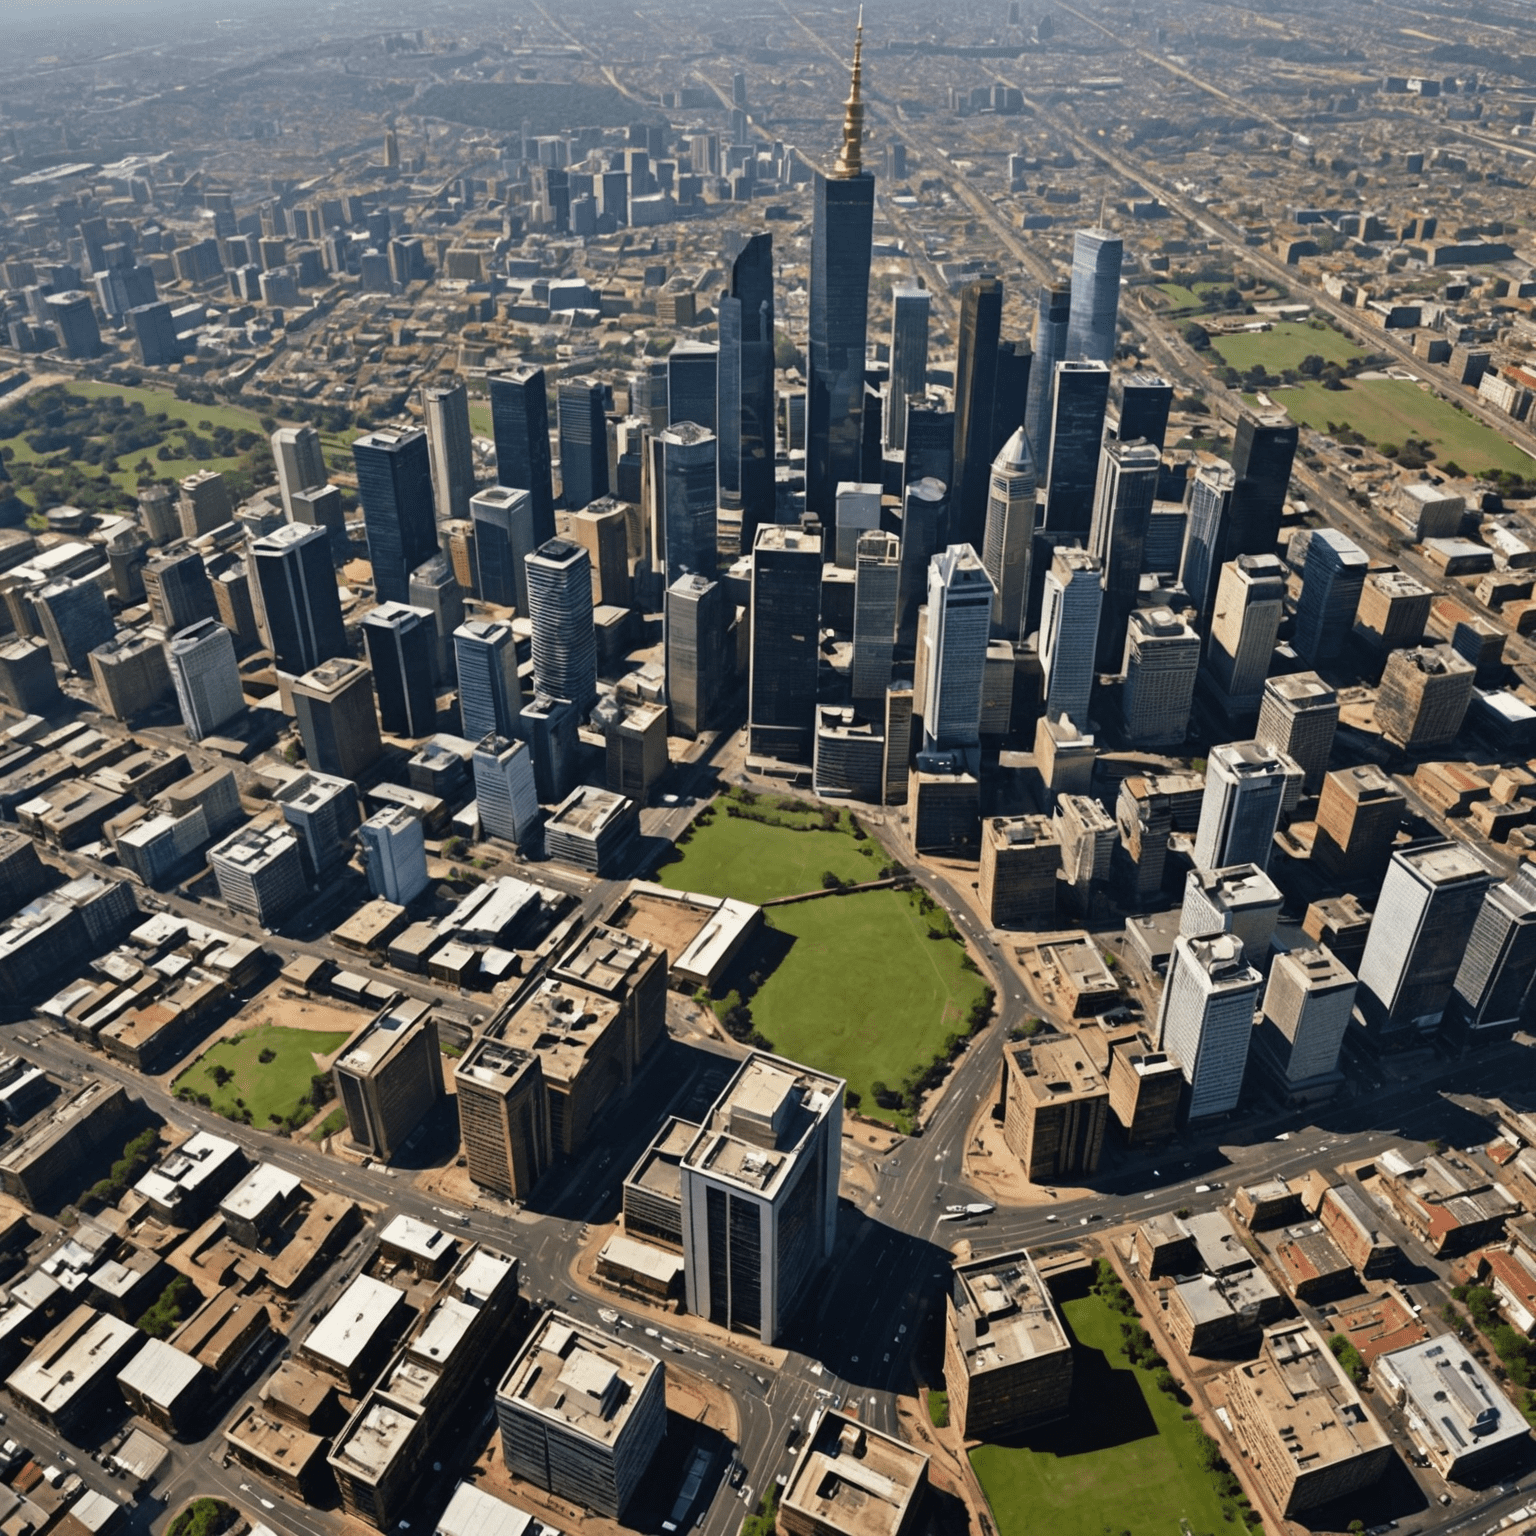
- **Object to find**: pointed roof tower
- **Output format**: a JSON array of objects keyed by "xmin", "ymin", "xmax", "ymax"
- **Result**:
[{"xmin": 833, "ymin": 8, "xmax": 866, "ymax": 179}]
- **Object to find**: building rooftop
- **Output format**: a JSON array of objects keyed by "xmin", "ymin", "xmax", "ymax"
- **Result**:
[
  {"xmin": 7, "ymin": 1305, "xmax": 141, "ymax": 1414},
  {"xmin": 331, "ymin": 1391, "xmax": 423, "ymax": 1479},
  {"xmin": 335, "ymin": 998, "xmax": 432, "ymax": 1080},
  {"xmin": 1376, "ymin": 1333, "xmax": 1528, "ymax": 1461},
  {"xmin": 302, "ymin": 1275, "xmax": 408, "ymax": 1375},
  {"xmin": 380, "ymin": 1214, "xmax": 457, "ymax": 1267},
  {"xmin": 219, "ymin": 1163, "xmax": 301, "ymax": 1224},
  {"xmin": 133, "ymin": 1131, "xmax": 243, "ymax": 1212},
  {"xmin": 553, "ymin": 923, "xmax": 657, "ymax": 997},
  {"xmin": 950, "ymin": 1250, "xmax": 1070, "ymax": 1379},
  {"xmin": 116, "ymin": 1336, "xmax": 203, "ymax": 1407},
  {"xmin": 1006, "ymin": 1036, "xmax": 1105, "ymax": 1107},
  {"xmin": 780, "ymin": 1410, "xmax": 928, "ymax": 1536},
  {"xmin": 436, "ymin": 1483, "xmax": 561, "ymax": 1536},
  {"xmin": 502, "ymin": 978, "xmax": 622, "ymax": 1089},
  {"xmin": 546, "ymin": 785, "xmax": 632, "ymax": 838}
]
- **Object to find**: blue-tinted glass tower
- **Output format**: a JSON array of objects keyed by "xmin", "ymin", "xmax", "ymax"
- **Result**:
[
  {"xmin": 718, "ymin": 232, "xmax": 775, "ymax": 553},
  {"xmin": 352, "ymin": 428, "xmax": 437, "ymax": 605},
  {"xmin": 1064, "ymin": 228, "xmax": 1123, "ymax": 364},
  {"xmin": 1041, "ymin": 361, "xmax": 1110, "ymax": 536},
  {"xmin": 489, "ymin": 365, "xmax": 555, "ymax": 546}
]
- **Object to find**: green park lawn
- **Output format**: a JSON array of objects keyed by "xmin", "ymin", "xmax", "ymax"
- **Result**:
[
  {"xmin": 172, "ymin": 1023, "xmax": 351, "ymax": 1129},
  {"xmin": 1154, "ymin": 282, "xmax": 1205, "ymax": 313},
  {"xmin": 971, "ymin": 1292, "xmax": 1236, "ymax": 1536},
  {"xmin": 1211, "ymin": 319, "xmax": 1366, "ymax": 374},
  {"xmin": 468, "ymin": 399, "xmax": 493, "ymax": 441},
  {"xmin": 1244, "ymin": 378, "xmax": 1535, "ymax": 477}
]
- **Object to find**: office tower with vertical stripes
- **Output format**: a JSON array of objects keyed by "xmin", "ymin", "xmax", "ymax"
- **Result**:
[
  {"xmin": 474, "ymin": 735, "xmax": 542, "ymax": 844},
  {"xmin": 666, "ymin": 343, "xmax": 719, "ymax": 433},
  {"xmin": 363, "ymin": 602, "xmax": 437, "ymax": 739},
  {"xmin": 666, "ymin": 574, "xmax": 727, "ymax": 739},
  {"xmin": 525, "ymin": 538, "xmax": 597, "ymax": 713},
  {"xmin": 360, "ymin": 806, "xmax": 429, "ymax": 906},
  {"xmin": 168, "ymin": 620, "xmax": 243, "ymax": 741},
  {"xmin": 851, "ymin": 531, "xmax": 900, "ymax": 706},
  {"xmin": 749, "ymin": 525, "xmax": 822, "ymax": 761},
  {"xmin": 1026, "ymin": 283, "xmax": 1071, "ymax": 477},
  {"xmin": 950, "ymin": 276, "xmax": 1004, "ymax": 550},
  {"xmin": 981, "ymin": 428, "xmax": 1037, "ymax": 641},
  {"xmin": 557, "ymin": 379, "xmax": 608, "ymax": 511},
  {"xmin": 250, "ymin": 523, "xmax": 347, "ymax": 677},
  {"xmin": 1449, "ymin": 864, "xmax": 1536, "ymax": 1039},
  {"xmin": 270, "ymin": 425, "xmax": 326, "ymax": 518},
  {"xmin": 471, "ymin": 485, "xmax": 535, "ymax": 613},
  {"xmin": 1157, "ymin": 932, "xmax": 1262, "ymax": 1121},
  {"xmin": 897, "ymin": 477, "xmax": 947, "ymax": 656},
  {"xmin": 455, "ymin": 619, "xmax": 523, "ymax": 741},
  {"xmin": 1039, "ymin": 547, "xmax": 1102, "ymax": 732},
  {"xmin": 1042, "ymin": 361, "xmax": 1110, "ymax": 535},
  {"xmin": 489, "ymin": 365, "xmax": 555, "ymax": 545},
  {"xmin": 718, "ymin": 232, "xmax": 775, "ymax": 550},
  {"xmin": 1181, "ymin": 461, "xmax": 1237, "ymax": 621},
  {"xmin": 657, "ymin": 423, "xmax": 718, "ymax": 586},
  {"xmin": 1114, "ymin": 373, "xmax": 1173, "ymax": 452},
  {"xmin": 353, "ymin": 427, "xmax": 437, "ymax": 604},
  {"xmin": 886, "ymin": 285, "xmax": 931, "ymax": 451},
  {"xmin": 409, "ymin": 554, "xmax": 464, "ymax": 684},
  {"xmin": 1230, "ymin": 410, "xmax": 1299, "ymax": 556},
  {"xmin": 1064, "ymin": 229, "xmax": 1123, "ymax": 364},
  {"xmin": 1256, "ymin": 672, "xmax": 1339, "ymax": 794},
  {"xmin": 922, "ymin": 544, "xmax": 994, "ymax": 753},
  {"xmin": 1206, "ymin": 555, "xmax": 1287, "ymax": 715},
  {"xmin": 1089, "ymin": 437, "xmax": 1160, "ymax": 668},
  {"xmin": 1193, "ymin": 741, "xmax": 1292, "ymax": 873},
  {"xmin": 1258, "ymin": 947, "xmax": 1356, "ymax": 1090},
  {"xmin": 1294, "ymin": 529, "xmax": 1369, "ymax": 665},
  {"xmin": 144, "ymin": 549, "xmax": 217, "ymax": 635},
  {"xmin": 422, "ymin": 378, "xmax": 476, "ymax": 524}
]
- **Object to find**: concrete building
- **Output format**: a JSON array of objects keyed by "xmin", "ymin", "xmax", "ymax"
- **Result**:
[
  {"xmin": 1355, "ymin": 570, "xmax": 1432, "ymax": 655},
  {"xmin": 666, "ymin": 573, "xmax": 728, "ymax": 738},
  {"xmin": 1311, "ymin": 765, "xmax": 1405, "ymax": 885},
  {"xmin": 1376, "ymin": 645, "xmax": 1475, "ymax": 749},
  {"xmin": 1038, "ymin": 546, "xmax": 1102, "ymax": 732},
  {"xmin": 1106, "ymin": 1033, "xmax": 1183, "ymax": 1144},
  {"xmin": 1257, "ymin": 946, "xmax": 1356, "ymax": 1091},
  {"xmin": 943, "ymin": 1249, "xmax": 1071, "ymax": 1439},
  {"xmin": 7, "ymin": 1305, "xmax": 144, "ymax": 1434},
  {"xmin": 208, "ymin": 824, "xmax": 307, "ymax": 926},
  {"xmin": 1206, "ymin": 555, "xmax": 1287, "ymax": 714},
  {"xmin": 360, "ymin": 806, "xmax": 429, "ymax": 906},
  {"xmin": 363, "ymin": 602, "xmax": 437, "ymax": 739},
  {"xmin": 271, "ymin": 424, "xmax": 327, "ymax": 519},
  {"xmin": 981, "ymin": 428, "xmax": 1037, "ymax": 642},
  {"xmin": 1255, "ymin": 673, "xmax": 1337, "ymax": 797},
  {"xmin": 544, "ymin": 786, "xmax": 638, "ymax": 876},
  {"xmin": 851, "ymin": 532, "xmax": 901, "ymax": 707},
  {"xmin": 570, "ymin": 498, "xmax": 631, "ymax": 609},
  {"xmin": 1293, "ymin": 529, "xmax": 1368, "ymax": 665},
  {"xmin": 1054, "ymin": 793, "xmax": 1116, "ymax": 915},
  {"xmin": 1001, "ymin": 1036, "xmax": 1109, "ymax": 1181},
  {"xmin": 606, "ymin": 703, "xmax": 668, "ymax": 805},
  {"xmin": 333, "ymin": 1000, "xmax": 444, "ymax": 1162},
  {"xmin": 134, "ymin": 1131, "xmax": 247, "ymax": 1224},
  {"xmin": 1193, "ymin": 741, "xmax": 1292, "ymax": 874},
  {"xmin": 1157, "ymin": 932, "xmax": 1263, "ymax": 1120},
  {"xmin": 116, "ymin": 1338, "xmax": 207, "ymax": 1437},
  {"xmin": 1223, "ymin": 1320, "xmax": 1392, "ymax": 1516},
  {"xmin": 179, "ymin": 469, "xmax": 231, "ymax": 539},
  {"xmin": 0, "ymin": 1079, "xmax": 131, "ymax": 1209},
  {"xmin": 455, "ymin": 1038, "xmax": 550, "ymax": 1201},
  {"xmin": 251, "ymin": 523, "xmax": 347, "ymax": 677},
  {"xmin": 526, "ymin": 538, "xmax": 598, "ymax": 714},
  {"xmin": 167, "ymin": 620, "xmax": 243, "ymax": 741},
  {"xmin": 473, "ymin": 735, "xmax": 541, "ymax": 847},
  {"xmin": 274, "ymin": 771, "xmax": 361, "ymax": 883},
  {"xmin": 779, "ymin": 1410, "xmax": 928, "ymax": 1536},
  {"xmin": 471, "ymin": 485, "xmax": 535, "ymax": 612},
  {"xmin": 1318, "ymin": 1183, "xmax": 1401, "ymax": 1278},
  {"xmin": 979, "ymin": 815, "xmax": 1059, "ymax": 929},
  {"xmin": 813, "ymin": 706, "xmax": 885, "ymax": 801},
  {"xmin": 219, "ymin": 1163, "xmax": 303, "ymax": 1248},
  {"xmin": 1120, "ymin": 607, "xmax": 1198, "ymax": 748},
  {"xmin": 299, "ymin": 1274, "xmax": 411, "ymax": 1393},
  {"xmin": 293, "ymin": 658, "xmax": 383, "ymax": 782},
  {"xmin": 679, "ymin": 1052, "xmax": 843, "ymax": 1343},
  {"xmin": 495, "ymin": 1310, "xmax": 666, "ymax": 1518},
  {"xmin": 1449, "ymin": 864, "xmax": 1536, "ymax": 1039},
  {"xmin": 1179, "ymin": 864, "xmax": 1282, "ymax": 966},
  {"xmin": 750, "ymin": 526, "xmax": 822, "ymax": 762},
  {"xmin": 89, "ymin": 630, "xmax": 172, "ymax": 721},
  {"xmin": 143, "ymin": 549, "xmax": 217, "ymax": 635}
]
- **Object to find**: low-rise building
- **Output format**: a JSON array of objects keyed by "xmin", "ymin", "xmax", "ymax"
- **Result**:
[
  {"xmin": 133, "ymin": 1132, "xmax": 247, "ymax": 1225},
  {"xmin": 298, "ymin": 1274, "xmax": 412, "ymax": 1393},
  {"xmin": 115, "ymin": 1337, "xmax": 207, "ymax": 1437},
  {"xmin": 1376, "ymin": 1148, "xmax": 1520, "ymax": 1256},
  {"xmin": 0, "ymin": 1079, "xmax": 132, "ymax": 1209},
  {"xmin": 6, "ymin": 1304, "xmax": 144, "ymax": 1433},
  {"xmin": 1318, "ymin": 1183, "xmax": 1402, "ymax": 1277},
  {"xmin": 623, "ymin": 1117, "xmax": 699, "ymax": 1248},
  {"xmin": 1269, "ymin": 1223, "xmax": 1355, "ymax": 1302},
  {"xmin": 224, "ymin": 1404, "xmax": 328, "ymax": 1498},
  {"xmin": 218, "ymin": 1164, "xmax": 302, "ymax": 1248},
  {"xmin": 1106, "ymin": 1032, "xmax": 1183, "ymax": 1145},
  {"xmin": 778, "ymin": 1410, "xmax": 928, "ymax": 1536},
  {"xmin": 436, "ymin": 1484, "xmax": 561, "ymax": 1536},
  {"xmin": 1233, "ymin": 1179, "xmax": 1304, "ymax": 1231}
]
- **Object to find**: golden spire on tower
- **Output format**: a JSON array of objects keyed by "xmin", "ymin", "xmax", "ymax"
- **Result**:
[{"xmin": 833, "ymin": 7, "xmax": 865, "ymax": 179}]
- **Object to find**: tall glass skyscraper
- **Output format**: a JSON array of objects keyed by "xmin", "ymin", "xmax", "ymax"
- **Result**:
[
  {"xmin": 1064, "ymin": 228, "xmax": 1124, "ymax": 364},
  {"xmin": 454, "ymin": 619, "xmax": 523, "ymax": 741},
  {"xmin": 1115, "ymin": 373, "xmax": 1173, "ymax": 452},
  {"xmin": 667, "ymin": 344, "xmax": 719, "ymax": 433},
  {"xmin": 1231, "ymin": 409, "xmax": 1299, "ymax": 556},
  {"xmin": 657, "ymin": 423, "xmax": 718, "ymax": 586},
  {"xmin": 352, "ymin": 427, "xmax": 437, "ymax": 605},
  {"xmin": 525, "ymin": 538, "xmax": 597, "ymax": 712},
  {"xmin": 718, "ymin": 232, "xmax": 775, "ymax": 551},
  {"xmin": 1041, "ymin": 360, "xmax": 1110, "ymax": 535},
  {"xmin": 807, "ymin": 20, "xmax": 875, "ymax": 516},
  {"xmin": 1089, "ymin": 437, "xmax": 1161, "ymax": 669},
  {"xmin": 922, "ymin": 544, "xmax": 994, "ymax": 753},
  {"xmin": 991, "ymin": 338, "xmax": 1032, "ymax": 462},
  {"xmin": 422, "ymin": 378, "xmax": 476, "ymax": 524},
  {"xmin": 1025, "ymin": 283, "xmax": 1070, "ymax": 478},
  {"xmin": 950, "ymin": 276, "xmax": 1004, "ymax": 552},
  {"xmin": 557, "ymin": 379, "xmax": 608, "ymax": 512},
  {"xmin": 488, "ymin": 365, "xmax": 554, "ymax": 546},
  {"xmin": 250, "ymin": 523, "xmax": 347, "ymax": 677},
  {"xmin": 1182, "ymin": 461, "xmax": 1237, "ymax": 622},
  {"xmin": 885, "ymin": 285, "xmax": 931, "ymax": 452}
]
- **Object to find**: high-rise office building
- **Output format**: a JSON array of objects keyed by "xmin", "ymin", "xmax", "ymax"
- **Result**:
[
  {"xmin": 250, "ymin": 522, "xmax": 347, "ymax": 676},
  {"xmin": 1064, "ymin": 229, "xmax": 1123, "ymax": 364},
  {"xmin": 1258, "ymin": 947, "xmax": 1356, "ymax": 1089},
  {"xmin": 35, "ymin": 579, "xmax": 114, "ymax": 675},
  {"xmin": 1294, "ymin": 530, "xmax": 1368, "ymax": 665},
  {"xmin": 1206, "ymin": 555, "xmax": 1286, "ymax": 714},
  {"xmin": 1025, "ymin": 283, "xmax": 1071, "ymax": 479},
  {"xmin": 981, "ymin": 427, "xmax": 1037, "ymax": 641},
  {"xmin": 902, "ymin": 393, "xmax": 954, "ymax": 495},
  {"xmin": 1114, "ymin": 373, "xmax": 1173, "ymax": 451},
  {"xmin": 1121, "ymin": 607, "xmax": 1199, "ymax": 748},
  {"xmin": 422, "ymin": 378, "xmax": 476, "ymax": 524},
  {"xmin": 128, "ymin": 301, "xmax": 180, "ymax": 368},
  {"xmin": 1311, "ymin": 764, "xmax": 1405, "ymax": 885},
  {"xmin": 489, "ymin": 365, "xmax": 555, "ymax": 545},
  {"xmin": 1194, "ymin": 741, "xmax": 1292, "ymax": 873},
  {"xmin": 1355, "ymin": 570, "xmax": 1432, "ymax": 657},
  {"xmin": 852, "ymin": 531, "xmax": 901, "ymax": 706},
  {"xmin": 806, "ymin": 20, "xmax": 875, "ymax": 514},
  {"xmin": 569, "ymin": 498, "xmax": 631, "ymax": 609},
  {"xmin": 168, "ymin": 620, "xmax": 243, "ymax": 741},
  {"xmin": 1256, "ymin": 673, "xmax": 1338, "ymax": 795},
  {"xmin": 274, "ymin": 771, "xmax": 361, "ymax": 884},
  {"xmin": 455, "ymin": 619, "xmax": 523, "ymax": 741},
  {"xmin": 991, "ymin": 339, "xmax": 1033, "ymax": 462},
  {"xmin": 950, "ymin": 275, "xmax": 1004, "ymax": 550},
  {"xmin": 1375, "ymin": 644, "xmax": 1475, "ymax": 749},
  {"xmin": 362, "ymin": 602, "xmax": 437, "ymax": 738},
  {"xmin": 1229, "ymin": 410, "xmax": 1298, "ymax": 557},
  {"xmin": 717, "ymin": 233, "xmax": 775, "ymax": 548},
  {"xmin": 179, "ymin": 470, "xmax": 231, "ymax": 540},
  {"xmin": 678, "ymin": 1052, "xmax": 844, "ymax": 1343},
  {"xmin": 271, "ymin": 425, "xmax": 326, "ymax": 519},
  {"xmin": 1089, "ymin": 437, "xmax": 1160, "ymax": 668},
  {"xmin": 1181, "ymin": 462, "xmax": 1237, "ymax": 620},
  {"xmin": 922, "ymin": 544, "xmax": 994, "ymax": 752},
  {"xmin": 897, "ymin": 476, "xmax": 946, "ymax": 655},
  {"xmin": 143, "ymin": 548, "xmax": 217, "ymax": 635},
  {"xmin": 290, "ymin": 484, "xmax": 346, "ymax": 556},
  {"xmin": 455, "ymin": 1039, "xmax": 550, "ymax": 1200},
  {"xmin": 360, "ymin": 805, "xmax": 429, "ymax": 906},
  {"xmin": 409, "ymin": 554, "xmax": 464, "ymax": 683},
  {"xmin": 1041, "ymin": 361, "xmax": 1111, "ymax": 535},
  {"xmin": 1356, "ymin": 841, "xmax": 1493, "ymax": 1039},
  {"xmin": 886, "ymin": 285, "xmax": 931, "ymax": 452},
  {"xmin": 292, "ymin": 658, "xmax": 382, "ymax": 782},
  {"xmin": 208, "ymin": 824, "xmax": 307, "ymax": 926},
  {"xmin": 666, "ymin": 573, "xmax": 728, "ymax": 738},
  {"xmin": 749, "ymin": 525, "xmax": 822, "ymax": 761},
  {"xmin": 473, "ymin": 734, "xmax": 542, "ymax": 844},
  {"xmin": 89, "ymin": 630, "xmax": 172, "ymax": 721},
  {"xmin": 526, "ymin": 538, "xmax": 597, "ymax": 713},
  {"xmin": 557, "ymin": 379, "xmax": 608, "ymax": 511},
  {"xmin": 44, "ymin": 292, "xmax": 101, "ymax": 359},
  {"xmin": 1180, "ymin": 864, "xmax": 1282, "ymax": 966},
  {"xmin": 657, "ymin": 423, "xmax": 718, "ymax": 585},
  {"xmin": 665, "ymin": 343, "xmax": 718, "ymax": 433},
  {"xmin": 333, "ymin": 1003, "xmax": 444, "ymax": 1163},
  {"xmin": 1448, "ymin": 864, "xmax": 1536, "ymax": 1038},
  {"xmin": 1039, "ymin": 546, "xmax": 1102, "ymax": 731},
  {"xmin": 1157, "ymin": 932, "xmax": 1262, "ymax": 1121},
  {"xmin": 471, "ymin": 485, "xmax": 535, "ymax": 613},
  {"xmin": 353, "ymin": 427, "xmax": 437, "ymax": 604},
  {"xmin": 519, "ymin": 693, "xmax": 580, "ymax": 804}
]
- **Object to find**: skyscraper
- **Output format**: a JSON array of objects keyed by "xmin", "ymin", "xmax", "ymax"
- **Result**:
[
  {"xmin": 922, "ymin": 544, "xmax": 994, "ymax": 753},
  {"xmin": 470, "ymin": 485, "xmax": 535, "ymax": 613},
  {"xmin": 902, "ymin": 393, "xmax": 954, "ymax": 494},
  {"xmin": 1064, "ymin": 228, "xmax": 1123, "ymax": 364},
  {"xmin": 270, "ymin": 425, "xmax": 327, "ymax": 520},
  {"xmin": 250, "ymin": 522, "xmax": 347, "ymax": 676},
  {"xmin": 489, "ymin": 365, "xmax": 555, "ymax": 545},
  {"xmin": 1025, "ymin": 283, "xmax": 1071, "ymax": 477},
  {"xmin": 422, "ymin": 377, "xmax": 476, "ymax": 524},
  {"xmin": 1039, "ymin": 547, "xmax": 1102, "ymax": 732},
  {"xmin": 1041, "ymin": 361, "xmax": 1110, "ymax": 535},
  {"xmin": 1121, "ymin": 608, "xmax": 1199, "ymax": 748},
  {"xmin": 749, "ymin": 525, "xmax": 822, "ymax": 761},
  {"xmin": 1229, "ymin": 410, "xmax": 1299, "ymax": 557},
  {"xmin": 1193, "ymin": 741, "xmax": 1292, "ymax": 873},
  {"xmin": 34, "ymin": 579, "xmax": 113, "ymax": 675},
  {"xmin": 143, "ymin": 548, "xmax": 217, "ymax": 635},
  {"xmin": 168, "ymin": 620, "xmax": 243, "ymax": 741},
  {"xmin": 1181, "ymin": 461, "xmax": 1238, "ymax": 621},
  {"xmin": 1114, "ymin": 373, "xmax": 1173, "ymax": 452},
  {"xmin": 657, "ymin": 423, "xmax": 718, "ymax": 585},
  {"xmin": 1256, "ymin": 673, "xmax": 1339, "ymax": 793},
  {"xmin": 1356, "ymin": 841, "xmax": 1493, "ymax": 1040},
  {"xmin": 852, "ymin": 530, "xmax": 901, "ymax": 706},
  {"xmin": 409, "ymin": 554, "xmax": 465, "ymax": 684},
  {"xmin": 473, "ymin": 735, "xmax": 542, "ymax": 844},
  {"xmin": 981, "ymin": 428, "xmax": 1037, "ymax": 641},
  {"xmin": 362, "ymin": 602, "xmax": 437, "ymax": 738},
  {"xmin": 557, "ymin": 379, "xmax": 608, "ymax": 511},
  {"xmin": 1089, "ymin": 437, "xmax": 1160, "ymax": 668},
  {"xmin": 454, "ymin": 1038, "xmax": 550, "ymax": 1201},
  {"xmin": 360, "ymin": 806, "xmax": 429, "ymax": 906},
  {"xmin": 525, "ymin": 538, "xmax": 597, "ymax": 713},
  {"xmin": 292, "ymin": 658, "xmax": 382, "ymax": 782},
  {"xmin": 717, "ymin": 232, "xmax": 775, "ymax": 549},
  {"xmin": 1206, "ymin": 555, "xmax": 1287, "ymax": 715},
  {"xmin": 897, "ymin": 476, "xmax": 947, "ymax": 655},
  {"xmin": 353, "ymin": 427, "xmax": 437, "ymax": 605},
  {"xmin": 806, "ymin": 18, "xmax": 875, "ymax": 515},
  {"xmin": 666, "ymin": 574, "xmax": 728, "ymax": 738},
  {"xmin": 1293, "ymin": 529, "xmax": 1368, "ymax": 665},
  {"xmin": 666, "ymin": 343, "xmax": 719, "ymax": 432},
  {"xmin": 991, "ymin": 339, "xmax": 1033, "ymax": 462},
  {"xmin": 1449, "ymin": 864, "xmax": 1536, "ymax": 1038},
  {"xmin": 1258, "ymin": 947, "xmax": 1356, "ymax": 1089},
  {"xmin": 455, "ymin": 619, "xmax": 523, "ymax": 741},
  {"xmin": 950, "ymin": 275, "xmax": 1004, "ymax": 550},
  {"xmin": 886, "ymin": 285, "xmax": 931, "ymax": 451},
  {"xmin": 1157, "ymin": 932, "xmax": 1262, "ymax": 1121}
]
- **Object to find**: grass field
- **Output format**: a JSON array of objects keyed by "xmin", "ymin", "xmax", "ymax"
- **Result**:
[
  {"xmin": 659, "ymin": 800, "xmax": 987, "ymax": 1117},
  {"xmin": 1211, "ymin": 319, "xmax": 1366, "ymax": 373},
  {"xmin": 1154, "ymin": 282, "xmax": 1205, "ymax": 313},
  {"xmin": 468, "ymin": 400, "xmax": 493, "ymax": 441},
  {"xmin": 1244, "ymin": 379, "xmax": 1535, "ymax": 476},
  {"xmin": 173, "ymin": 1023, "xmax": 351, "ymax": 1128},
  {"xmin": 971, "ymin": 1292, "xmax": 1235, "ymax": 1536}
]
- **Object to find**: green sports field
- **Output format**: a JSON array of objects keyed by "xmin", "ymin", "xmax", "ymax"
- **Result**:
[
  {"xmin": 1244, "ymin": 379, "xmax": 1534, "ymax": 476},
  {"xmin": 1211, "ymin": 318, "xmax": 1366, "ymax": 373},
  {"xmin": 971, "ymin": 1292, "xmax": 1236, "ymax": 1536},
  {"xmin": 173, "ymin": 1023, "xmax": 351, "ymax": 1129}
]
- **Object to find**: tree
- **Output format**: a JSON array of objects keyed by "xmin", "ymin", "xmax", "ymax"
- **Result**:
[
  {"xmin": 1298, "ymin": 353, "xmax": 1325, "ymax": 377},
  {"xmin": 209, "ymin": 1064, "xmax": 234, "ymax": 1089},
  {"xmin": 1181, "ymin": 321, "xmax": 1211, "ymax": 351}
]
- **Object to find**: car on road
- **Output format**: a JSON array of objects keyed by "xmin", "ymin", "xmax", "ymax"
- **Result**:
[
  {"xmin": 1045, "ymin": 1214, "xmax": 1058, "ymax": 1222},
  {"xmin": 730, "ymin": 1462, "xmax": 746, "ymax": 1488}
]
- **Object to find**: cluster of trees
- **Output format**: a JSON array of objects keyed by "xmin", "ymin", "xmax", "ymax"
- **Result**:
[
  {"xmin": 1327, "ymin": 1332, "xmax": 1367, "ymax": 1385},
  {"xmin": 86, "ymin": 1126, "xmax": 161, "ymax": 1208},
  {"xmin": 137, "ymin": 1274, "xmax": 200, "ymax": 1339},
  {"xmin": 167, "ymin": 1500, "xmax": 236, "ymax": 1536},
  {"xmin": 1451, "ymin": 1285, "xmax": 1536, "ymax": 1405}
]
